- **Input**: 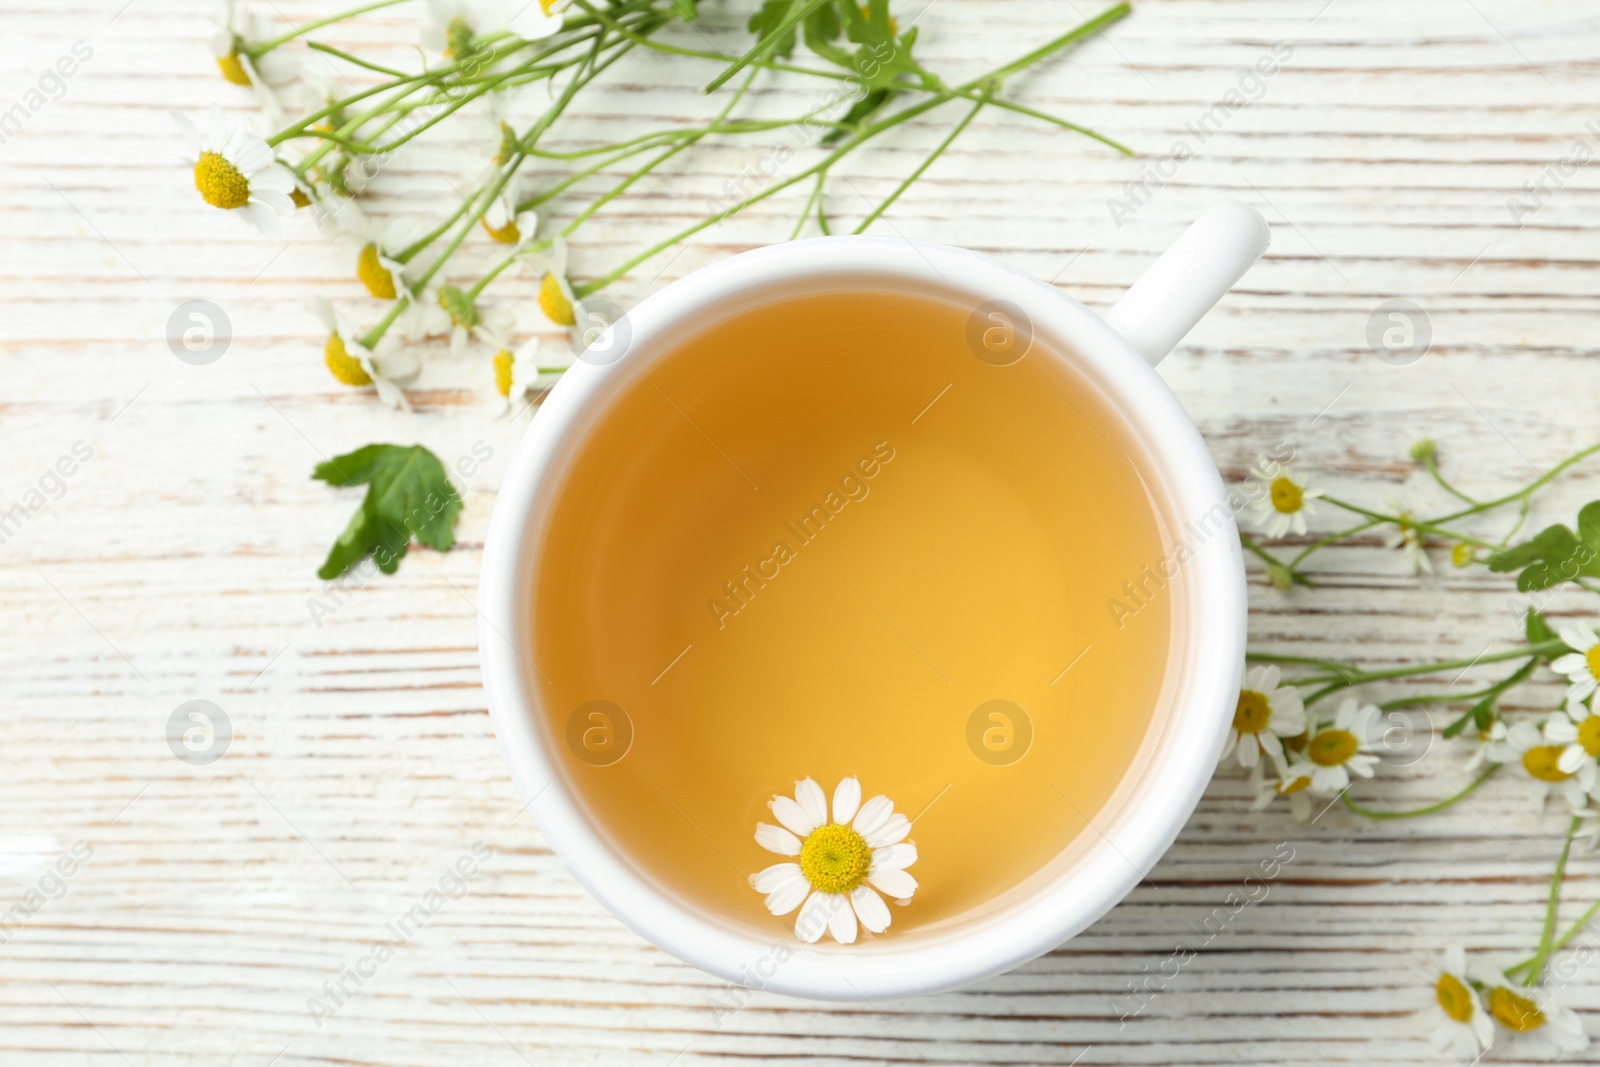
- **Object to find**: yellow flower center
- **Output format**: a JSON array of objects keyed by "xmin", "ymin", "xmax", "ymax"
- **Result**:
[
  {"xmin": 1270, "ymin": 476, "xmax": 1304, "ymax": 515},
  {"xmin": 1487, "ymin": 986, "xmax": 1546, "ymax": 1033},
  {"xmin": 324, "ymin": 333, "xmax": 372, "ymax": 387},
  {"xmin": 290, "ymin": 187, "xmax": 312, "ymax": 209},
  {"xmin": 1278, "ymin": 774, "xmax": 1312, "ymax": 795},
  {"xmin": 1435, "ymin": 972, "xmax": 1475, "ymax": 1023},
  {"xmin": 445, "ymin": 16, "xmax": 474, "ymax": 58},
  {"xmin": 799, "ymin": 823, "xmax": 873, "ymax": 895},
  {"xmin": 194, "ymin": 151, "xmax": 251, "ymax": 211},
  {"xmin": 356, "ymin": 244, "xmax": 398, "ymax": 300},
  {"xmin": 1451, "ymin": 542, "xmax": 1474, "ymax": 568},
  {"xmin": 1585, "ymin": 645, "xmax": 1600, "ymax": 681},
  {"xmin": 539, "ymin": 273, "xmax": 575, "ymax": 326},
  {"xmin": 216, "ymin": 50, "xmax": 252, "ymax": 86},
  {"xmin": 1578, "ymin": 715, "xmax": 1600, "ymax": 758},
  {"xmin": 541, "ymin": 0, "xmax": 560, "ymax": 11},
  {"xmin": 1522, "ymin": 745, "xmax": 1571, "ymax": 783},
  {"xmin": 494, "ymin": 122, "xmax": 519, "ymax": 167},
  {"xmin": 1233, "ymin": 689, "xmax": 1272, "ymax": 735},
  {"xmin": 493, "ymin": 350, "xmax": 515, "ymax": 398},
  {"xmin": 1308, "ymin": 728, "xmax": 1358, "ymax": 767},
  {"xmin": 481, "ymin": 215, "xmax": 522, "ymax": 245}
]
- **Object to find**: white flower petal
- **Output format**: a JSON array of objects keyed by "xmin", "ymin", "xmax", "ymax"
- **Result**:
[
  {"xmin": 852, "ymin": 795, "xmax": 893, "ymax": 837},
  {"xmin": 863, "ymin": 813, "xmax": 910, "ymax": 849},
  {"xmin": 751, "ymin": 862, "xmax": 802, "ymax": 894},
  {"xmin": 770, "ymin": 795, "xmax": 816, "ymax": 838},
  {"xmin": 1552, "ymin": 653, "xmax": 1589, "ymax": 676},
  {"xmin": 832, "ymin": 777, "xmax": 861, "ymax": 825},
  {"xmin": 794, "ymin": 891, "xmax": 831, "ymax": 944},
  {"xmin": 867, "ymin": 866, "xmax": 917, "ymax": 901},
  {"xmin": 1561, "ymin": 625, "xmax": 1599, "ymax": 653},
  {"xmin": 755, "ymin": 822, "xmax": 801, "ymax": 856},
  {"xmin": 850, "ymin": 885, "xmax": 891, "ymax": 933},
  {"xmin": 827, "ymin": 894, "xmax": 857, "ymax": 943},
  {"xmin": 793, "ymin": 778, "xmax": 828, "ymax": 829},
  {"xmin": 872, "ymin": 842, "xmax": 917, "ymax": 872}
]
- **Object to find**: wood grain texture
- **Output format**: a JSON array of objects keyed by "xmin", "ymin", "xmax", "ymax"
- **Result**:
[{"xmin": 3, "ymin": 0, "xmax": 1600, "ymax": 1063}]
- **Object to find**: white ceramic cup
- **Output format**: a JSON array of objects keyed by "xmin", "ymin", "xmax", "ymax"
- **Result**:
[{"xmin": 479, "ymin": 201, "xmax": 1270, "ymax": 1001}]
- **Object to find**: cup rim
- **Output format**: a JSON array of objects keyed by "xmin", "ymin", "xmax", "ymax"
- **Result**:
[{"xmin": 479, "ymin": 235, "xmax": 1245, "ymax": 1001}]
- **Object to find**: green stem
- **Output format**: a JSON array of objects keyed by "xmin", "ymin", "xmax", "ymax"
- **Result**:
[
  {"xmin": 1509, "ymin": 893, "xmax": 1600, "ymax": 976},
  {"xmin": 1289, "ymin": 518, "xmax": 1380, "ymax": 569},
  {"xmin": 703, "ymin": 0, "xmax": 833, "ymax": 93},
  {"xmin": 1338, "ymin": 763, "xmax": 1500, "ymax": 820},
  {"xmin": 305, "ymin": 41, "xmax": 410, "ymax": 78},
  {"xmin": 1435, "ymin": 443, "xmax": 1600, "ymax": 524},
  {"xmin": 854, "ymin": 91, "xmax": 987, "ymax": 234},
  {"xmin": 1321, "ymin": 496, "xmax": 1500, "ymax": 550},
  {"xmin": 1424, "ymin": 455, "xmax": 1480, "ymax": 506},
  {"xmin": 246, "ymin": 0, "xmax": 413, "ymax": 55},
  {"xmin": 1239, "ymin": 531, "xmax": 1314, "ymax": 587},
  {"xmin": 1517, "ymin": 816, "xmax": 1581, "ymax": 986}
]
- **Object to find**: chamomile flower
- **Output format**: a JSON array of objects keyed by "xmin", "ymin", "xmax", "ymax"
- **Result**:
[
  {"xmin": 1465, "ymin": 719, "xmax": 1508, "ymax": 772},
  {"xmin": 1501, "ymin": 720, "xmax": 1592, "ymax": 813},
  {"xmin": 422, "ymin": 0, "xmax": 508, "ymax": 59},
  {"xmin": 491, "ymin": 337, "xmax": 571, "ymax": 413},
  {"xmin": 528, "ymin": 236, "xmax": 613, "ymax": 349},
  {"xmin": 481, "ymin": 179, "xmax": 537, "ymax": 247},
  {"xmin": 173, "ymin": 106, "xmax": 295, "ymax": 238},
  {"xmin": 1383, "ymin": 496, "xmax": 1433, "ymax": 575},
  {"xmin": 436, "ymin": 285, "xmax": 515, "ymax": 358},
  {"xmin": 1544, "ymin": 699, "xmax": 1600, "ymax": 776},
  {"xmin": 327, "ymin": 201, "xmax": 411, "ymax": 301},
  {"xmin": 210, "ymin": 0, "xmax": 300, "ymax": 117},
  {"xmin": 1422, "ymin": 947, "xmax": 1494, "ymax": 1058},
  {"xmin": 1223, "ymin": 665, "xmax": 1307, "ymax": 772},
  {"xmin": 309, "ymin": 297, "xmax": 420, "ymax": 411},
  {"xmin": 751, "ymin": 777, "xmax": 917, "ymax": 945},
  {"xmin": 1469, "ymin": 963, "xmax": 1590, "ymax": 1057},
  {"xmin": 1251, "ymin": 761, "xmax": 1315, "ymax": 821},
  {"xmin": 510, "ymin": 0, "xmax": 569, "ymax": 40},
  {"xmin": 1551, "ymin": 624, "xmax": 1600, "ymax": 703},
  {"xmin": 1302, "ymin": 698, "xmax": 1380, "ymax": 795},
  {"xmin": 1247, "ymin": 456, "xmax": 1323, "ymax": 539}
]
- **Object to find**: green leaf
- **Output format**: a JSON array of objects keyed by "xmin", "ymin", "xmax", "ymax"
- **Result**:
[
  {"xmin": 1526, "ymin": 607, "xmax": 1556, "ymax": 646},
  {"xmin": 1487, "ymin": 504, "xmax": 1600, "ymax": 591},
  {"xmin": 821, "ymin": 86, "xmax": 895, "ymax": 145},
  {"xmin": 313, "ymin": 444, "xmax": 463, "ymax": 580},
  {"xmin": 747, "ymin": 0, "xmax": 797, "ymax": 58}
]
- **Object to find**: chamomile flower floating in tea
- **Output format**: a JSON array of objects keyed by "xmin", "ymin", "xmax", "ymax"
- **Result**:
[
  {"xmin": 1545, "ymin": 699, "xmax": 1600, "ymax": 775},
  {"xmin": 1301, "ymin": 698, "xmax": 1379, "ymax": 795},
  {"xmin": 309, "ymin": 297, "xmax": 420, "ymax": 411},
  {"xmin": 1469, "ymin": 963, "xmax": 1590, "ymax": 1057},
  {"xmin": 173, "ymin": 106, "xmax": 295, "ymax": 238},
  {"xmin": 1497, "ymin": 720, "xmax": 1593, "ymax": 813},
  {"xmin": 1551, "ymin": 623, "xmax": 1600, "ymax": 703},
  {"xmin": 1422, "ymin": 947, "xmax": 1494, "ymax": 1058},
  {"xmin": 1224, "ymin": 666, "xmax": 1306, "ymax": 772},
  {"xmin": 1247, "ymin": 455, "xmax": 1323, "ymax": 539},
  {"xmin": 751, "ymin": 777, "xmax": 917, "ymax": 944}
]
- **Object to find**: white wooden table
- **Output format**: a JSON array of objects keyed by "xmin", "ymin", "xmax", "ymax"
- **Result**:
[{"xmin": 5, "ymin": 0, "xmax": 1600, "ymax": 1063}]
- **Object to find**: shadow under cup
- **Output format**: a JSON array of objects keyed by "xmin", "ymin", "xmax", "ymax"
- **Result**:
[{"xmin": 485, "ymin": 245, "xmax": 1241, "ymax": 999}]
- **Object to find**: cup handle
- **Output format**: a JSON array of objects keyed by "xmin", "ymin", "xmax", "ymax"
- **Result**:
[{"xmin": 1103, "ymin": 200, "xmax": 1270, "ymax": 366}]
